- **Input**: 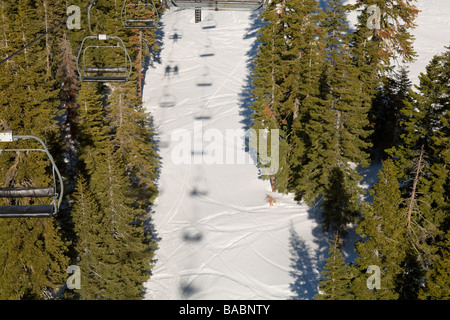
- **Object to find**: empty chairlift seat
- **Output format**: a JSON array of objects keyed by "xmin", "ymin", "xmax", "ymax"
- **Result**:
[
  {"xmin": 0, "ymin": 131, "xmax": 64, "ymax": 218},
  {"xmin": 0, "ymin": 188, "xmax": 57, "ymax": 217},
  {"xmin": 77, "ymin": 35, "xmax": 132, "ymax": 83},
  {"xmin": 0, "ymin": 205, "xmax": 56, "ymax": 218},
  {"xmin": 0, "ymin": 187, "xmax": 55, "ymax": 198},
  {"xmin": 121, "ymin": 0, "xmax": 159, "ymax": 29},
  {"xmin": 124, "ymin": 18, "xmax": 158, "ymax": 29}
]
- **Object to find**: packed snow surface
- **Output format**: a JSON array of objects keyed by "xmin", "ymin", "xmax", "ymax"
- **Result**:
[
  {"xmin": 407, "ymin": 0, "xmax": 450, "ymax": 85},
  {"xmin": 142, "ymin": 8, "xmax": 323, "ymax": 300},
  {"xmin": 143, "ymin": 1, "xmax": 450, "ymax": 300}
]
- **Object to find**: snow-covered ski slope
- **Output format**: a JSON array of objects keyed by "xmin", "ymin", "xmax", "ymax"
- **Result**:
[
  {"xmin": 344, "ymin": 0, "xmax": 450, "ymax": 85},
  {"xmin": 142, "ymin": 2, "xmax": 450, "ymax": 300},
  {"xmin": 142, "ymin": 9, "xmax": 323, "ymax": 300},
  {"xmin": 407, "ymin": 0, "xmax": 450, "ymax": 85}
]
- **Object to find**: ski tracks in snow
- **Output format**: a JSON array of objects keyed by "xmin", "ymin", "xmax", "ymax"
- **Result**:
[{"xmin": 142, "ymin": 9, "xmax": 320, "ymax": 300}]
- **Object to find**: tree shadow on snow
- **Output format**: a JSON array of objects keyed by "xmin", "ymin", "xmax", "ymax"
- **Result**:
[
  {"xmin": 305, "ymin": 194, "xmax": 360, "ymax": 271},
  {"xmin": 142, "ymin": 209, "xmax": 162, "ymax": 280},
  {"xmin": 151, "ymin": 17, "xmax": 166, "ymax": 66},
  {"xmin": 289, "ymin": 198, "xmax": 360, "ymax": 300},
  {"xmin": 141, "ymin": 14, "xmax": 166, "ymax": 96},
  {"xmin": 288, "ymin": 223, "xmax": 320, "ymax": 300},
  {"xmin": 356, "ymin": 160, "xmax": 382, "ymax": 203},
  {"xmin": 236, "ymin": 10, "xmax": 269, "ymax": 167},
  {"xmin": 301, "ymin": 160, "xmax": 385, "ymax": 271},
  {"xmin": 238, "ymin": 10, "xmax": 267, "ymax": 132}
]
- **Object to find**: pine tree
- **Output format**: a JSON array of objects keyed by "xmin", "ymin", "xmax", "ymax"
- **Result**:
[
  {"xmin": 282, "ymin": 0, "xmax": 324, "ymax": 196},
  {"xmin": 353, "ymin": 159, "xmax": 407, "ymax": 299},
  {"xmin": 350, "ymin": 0, "xmax": 419, "ymax": 67},
  {"xmin": 249, "ymin": 0, "xmax": 289, "ymax": 192},
  {"xmin": 349, "ymin": 1, "xmax": 419, "ymax": 164},
  {"xmin": 419, "ymin": 232, "xmax": 450, "ymax": 300},
  {"xmin": 126, "ymin": 1, "xmax": 161, "ymax": 97},
  {"xmin": 85, "ymin": 141, "xmax": 155, "ymax": 299},
  {"xmin": 315, "ymin": 233, "xmax": 354, "ymax": 300},
  {"xmin": 0, "ymin": 0, "xmax": 71, "ymax": 299},
  {"xmin": 371, "ymin": 67, "xmax": 411, "ymax": 159},
  {"xmin": 0, "ymin": 0, "xmax": 72, "ymax": 299},
  {"xmin": 390, "ymin": 46, "xmax": 449, "ymax": 270},
  {"xmin": 348, "ymin": 6, "xmax": 379, "ymax": 115},
  {"xmin": 66, "ymin": 0, "xmax": 160, "ymax": 300},
  {"xmin": 77, "ymin": 81, "xmax": 108, "ymax": 175},
  {"xmin": 58, "ymin": 31, "xmax": 80, "ymax": 185},
  {"xmin": 0, "ymin": 218, "xmax": 70, "ymax": 299},
  {"xmin": 70, "ymin": 174, "xmax": 102, "ymax": 299},
  {"xmin": 321, "ymin": 167, "xmax": 359, "ymax": 239},
  {"xmin": 291, "ymin": 0, "xmax": 370, "ymax": 238},
  {"xmin": 391, "ymin": 47, "xmax": 450, "ymax": 300},
  {"xmin": 106, "ymin": 82, "xmax": 159, "ymax": 208}
]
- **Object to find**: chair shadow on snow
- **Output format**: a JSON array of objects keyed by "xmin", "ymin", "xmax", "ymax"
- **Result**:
[
  {"xmin": 182, "ymin": 225, "xmax": 203, "ymax": 242},
  {"xmin": 144, "ymin": 6, "xmax": 362, "ymax": 300},
  {"xmin": 196, "ymin": 66, "xmax": 214, "ymax": 87},
  {"xmin": 180, "ymin": 280, "xmax": 200, "ymax": 299}
]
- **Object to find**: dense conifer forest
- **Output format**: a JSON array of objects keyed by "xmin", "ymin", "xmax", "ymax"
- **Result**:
[
  {"xmin": 0, "ymin": 0, "xmax": 448, "ymax": 300},
  {"xmin": 0, "ymin": 0, "xmax": 161, "ymax": 299}
]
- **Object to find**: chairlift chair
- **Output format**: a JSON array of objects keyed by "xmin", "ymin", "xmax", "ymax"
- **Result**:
[
  {"xmin": 121, "ymin": 0, "xmax": 159, "ymax": 29},
  {"xmin": 0, "ymin": 131, "xmax": 64, "ymax": 218},
  {"xmin": 77, "ymin": 35, "xmax": 132, "ymax": 83}
]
